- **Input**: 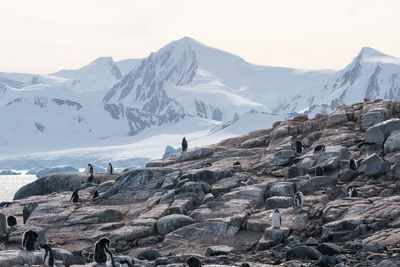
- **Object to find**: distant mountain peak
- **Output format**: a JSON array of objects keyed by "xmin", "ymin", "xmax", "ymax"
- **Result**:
[
  {"xmin": 90, "ymin": 56, "xmax": 114, "ymax": 65},
  {"xmin": 358, "ymin": 47, "xmax": 389, "ymax": 59}
]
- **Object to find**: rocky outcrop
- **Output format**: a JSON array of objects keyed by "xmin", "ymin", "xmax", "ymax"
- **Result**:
[{"xmin": 3, "ymin": 99, "xmax": 400, "ymax": 266}]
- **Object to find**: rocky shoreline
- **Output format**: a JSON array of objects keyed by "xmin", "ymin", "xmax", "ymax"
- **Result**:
[{"xmin": 2, "ymin": 99, "xmax": 400, "ymax": 266}]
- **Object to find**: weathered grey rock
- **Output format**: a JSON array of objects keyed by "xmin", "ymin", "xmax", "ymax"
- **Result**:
[
  {"xmin": 270, "ymin": 124, "xmax": 289, "ymax": 141},
  {"xmin": 156, "ymin": 214, "xmax": 194, "ymax": 235},
  {"xmin": 23, "ymin": 202, "xmax": 39, "ymax": 224},
  {"xmin": 0, "ymin": 250, "xmax": 43, "ymax": 266},
  {"xmin": 0, "ymin": 212, "xmax": 5, "ymax": 237},
  {"xmin": 202, "ymin": 193, "xmax": 214, "ymax": 203},
  {"xmin": 317, "ymin": 242, "xmax": 342, "ymax": 256},
  {"xmin": 361, "ymin": 108, "xmax": 386, "ymax": 130},
  {"xmin": 365, "ymin": 118, "xmax": 400, "ymax": 145},
  {"xmin": 310, "ymin": 175, "xmax": 337, "ymax": 189},
  {"xmin": 211, "ymin": 176, "xmax": 241, "ymax": 196},
  {"xmin": 264, "ymin": 227, "xmax": 290, "ymax": 243},
  {"xmin": 205, "ymin": 245, "xmax": 234, "ymax": 256},
  {"xmin": 267, "ymin": 182, "xmax": 295, "ymax": 197},
  {"xmin": 286, "ymin": 246, "xmax": 322, "ymax": 261},
  {"xmin": 68, "ymin": 208, "xmax": 124, "ymax": 225},
  {"xmin": 137, "ymin": 249, "xmax": 161, "ymax": 261},
  {"xmin": 384, "ymin": 129, "xmax": 400, "ymax": 153},
  {"xmin": 53, "ymin": 248, "xmax": 86, "ymax": 266},
  {"xmin": 327, "ymin": 111, "xmax": 348, "ymax": 127},
  {"xmin": 130, "ymin": 218, "xmax": 157, "ymax": 235},
  {"xmin": 172, "ymin": 147, "xmax": 214, "ymax": 162},
  {"xmin": 169, "ymin": 198, "xmax": 194, "ymax": 214},
  {"xmin": 340, "ymin": 169, "xmax": 358, "ymax": 182},
  {"xmin": 305, "ymin": 237, "xmax": 319, "ymax": 246},
  {"xmin": 359, "ymin": 153, "xmax": 390, "ymax": 177},
  {"xmin": 108, "ymin": 226, "xmax": 152, "ymax": 242},
  {"xmin": 265, "ymin": 196, "xmax": 293, "ymax": 209},
  {"xmin": 287, "ymin": 166, "xmax": 306, "ymax": 178}
]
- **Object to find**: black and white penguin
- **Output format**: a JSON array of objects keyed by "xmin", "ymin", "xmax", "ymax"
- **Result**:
[
  {"xmin": 39, "ymin": 243, "xmax": 55, "ymax": 267},
  {"xmin": 186, "ymin": 256, "xmax": 202, "ymax": 267},
  {"xmin": 271, "ymin": 208, "xmax": 281, "ymax": 228},
  {"xmin": 314, "ymin": 144, "xmax": 326, "ymax": 153},
  {"xmin": 22, "ymin": 230, "xmax": 38, "ymax": 251},
  {"xmin": 7, "ymin": 215, "xmax": 17, "ymax": 227},
  {"xmin": 241, "ymin": 263, "xmax": 250, "ymax": 267},
  {"xmin": 294, "ymin": 191, "xmax": 304, "ymax": 207},
  {"xmin": 233, "ymin": 161, "xmax": 241, "ymax": 166},
  {"xmin": 357, "ymin": 142, "xmax": 372, "ymax": 149},
  {"xmin": 200, "ymin": 162, "xmax": 212, "ymax": 168},
  {"xmin": 181, "ymin": 137, "xmax": 188, "ymax": 152},
  {"xmin": 92, "ymin": 190, "xmax": 99, "ymax": 201},
  {"xmin": 87, "ymin": 163, "xmax": 94, "ymax": 183},
  {"xmin": 349, "ymin": 158, "xmax": 358, "ymax": 171},
  {"xmin": 315, "ymin": 166, "xmax": 324, "ymax": 176},
  {"xmin": 70, "ymin": 190, "xmax": 79, "ymax": 203},
  {"xmin": 295, "ymin": 141, "xmax": 306, "ymax": 153},
  {"xmin": 107, "ymin": 163, "xmax": 113, "ymax": 175},
  {"xmin": 117, "ymin": 259, "xmax": 133, "ymax": 267},
  {"xmin": 94, "ymin": 237, "xmax": 115, "ymax": 267},
  {"xmin": 348, "ymin": 186, "xmax": 358, "ymax": 197},
  {"xmin": 0, "ymin": 201, "xmax": 12, "ymax": 208}
]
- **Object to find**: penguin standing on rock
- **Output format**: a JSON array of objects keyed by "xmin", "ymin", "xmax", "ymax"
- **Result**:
[
  {"xmin": 181, "ymin": 137, "xmax": 188, "ymax": 152},
  {"xmin": 294, "ymin": 191, "xmax": 304, "ymax": 207},
  {"xmin": 87, "ymin": 163, "xmax": 94, "ymax": 182},
  {"xmin": 271, "ymin": 208, "xmax": 281, "ymax": 228},
  {"xmin": 107, "ymin": 163, "xmax": 113, "ymax": 175},
  {"xmin": 22, "ymin": 230, "xmax": 38, "ymax": 251},
  {"xmin": 187, "ymin": 256, "xmax": 202, "ymax": 267},
  {"xmin": 70, "ymin": 190, "xmax": 79, "ymax": 203},
  {"xmin": 7, "ymin": 215, "xmax": 17, "ymax": 227},
  {"xmin": 349, "ymin": 158, "xmax": 358, "ymax": 170},
  {"xmin": 314, "ymin": 145, "xmax": 326, "ymax": 153},
  {"xmin": 295, "ymin": 141, "xmax": 306, "ymax": 154},
  {"xmin": 39, "ymin": 243, "xmax": 55, "ymax": 267},
  {"xmin": 94, "ymin": 237, "xmax": 115, "ymax": 267},
  {"xmin": 315, "ymin": 166, "xmax": 324, "ymax": 176},
  {"xmin": 348, "ymin": 186, "xmax": 358, "ymax": 197}
]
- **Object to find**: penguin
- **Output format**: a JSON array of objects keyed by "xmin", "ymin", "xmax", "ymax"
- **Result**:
[
  {"xmin": 348, "ymin": 186, "xmax": 358, "ymax": 198},
  {"xmin": 94, "ymin": 237, "xmax": 115, "ymax": 267},
  {"xmin": 117, "ymin": 259, "xmax": 133, "ymax": 267},
  {"xmin": 295, "ymin": 141, "xmax": 306, "ymax": 153},
  {"xmin": 293, "ymin": 158, "xmax": 301, "ymax": 165},
  {"xmin": 87, "ymin": 163, "xmax": 94, "ymax": 183},
  {"xmin": 315, "ymin": 166, "xmax": 324, "ymax": 176},
  {"xmin": 314, "ymin": 144, "xmax": 326, "ymax": 153},
  {"xmin": 92, "ymin": 190, "xmax": 99, "ymax": 201},
  {"xmin": 107, "ymin": 163, "xmax": 113, "ymax": 175},
  {"xmin": 349, "ymin": 158, "xmax": 358, "ymax": 171},
  {"xmin": 186, "ymin": 256, "xmax": 202, "ymax": 267},
  {"xmin": 70, "ymin": 190, "xmax": 79, "ymax": 203},
  {"xmin": 233, "ymin": 161, "xmax": 241, "ymax": 166},
  {"xmin": 39, "ymin": 243, "xmax": 55, "ymax": 267},
  {"xmin": 22, "ymin": 230, "xmax": 38, "ymax": 251},
  {"xmin": 200, "ymin": 162, "xmax": 212, "ymax": 168},
  {"xmin": 0, "ymin": 201, "xmax": 12, "ymax": 208},
  {"xmin": 294, "ymin": 191, "xmax": 305, "ymax": 207},
  {"xmin": 357, "ymin": 142, "xmax": 372, "ymax": 149},
  {"xmin": 181, "ymin": 137, "xmax": 188, "ymax": 152},
  {"xmin": 305, "ymin": 173, "xmax": 312, "ymax": 179},
  {"xmin": 241, "ymin": 263, "xmax": 250, "ymax": 267},
  {"xmin": 271, "ymin": 208, "xmax": 281, "ymax": 228},
  {"xmin": 7, "ymin": 215, "xmax": 17, "ymax": 227}
]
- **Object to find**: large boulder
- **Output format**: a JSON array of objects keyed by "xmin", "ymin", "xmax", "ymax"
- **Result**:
[
  {"xmin": 286, "ymin": 246, "xmax": 322, "ymax": 261},
  {"xmin": 326, "ymin": 111, "xmax": 348, "ymax": 127},
  {"xmin": 365, "ymin": 118, "xmax": 400, "ymax": 145},
  {"xmin": 361, "ymin": 108, "xmax": 386, "ymax": 130},
  {"xmin": 23, "ymin": 202, "xmax": 39, "ymax": 224},
  {"xmin": 0, "ymin": 250, "xmax": 43, "ymax": 266},
  {"xmin": 265, "ymin": 196, "xmax": 293, "ymax": 209},
  {"xmin": 36, "ymin": 165, "xmax": 79, "ymax": 178},
  {"xmin": 384, "ymin": 129, "xmax": 400, "ymax": 154},
  {"xmin": 14, "ymin": 173, "xmax": 115, "ymax": 200},
  {"xmin": 359, "ymin": 153, "xmax": 390, "ymax": 177},
  {"xmin": 156, "ymin": 214, "xmax": 195, "ymax": 235},
  {"xmin": 267, "ymin": 182, "xmax": 295, "ymax": 197},
  {"xmin": 205, "ymin": 245, "xmax": 234, "ymax": 256}
]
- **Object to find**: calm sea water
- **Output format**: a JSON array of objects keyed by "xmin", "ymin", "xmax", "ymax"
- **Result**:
[{"xmin": 0, "ymin": 174, "xmax": 37, "ymax": 202}]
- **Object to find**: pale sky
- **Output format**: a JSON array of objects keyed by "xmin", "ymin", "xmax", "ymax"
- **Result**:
[{"xmin": 1, "ymin": 0, "xmax": 400, "ymax": 73}]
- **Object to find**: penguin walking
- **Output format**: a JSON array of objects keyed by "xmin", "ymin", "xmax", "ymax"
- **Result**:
[
  {"xmin": 70, "ymin": 190, "xmax": 79, "ymax": 203},
  {"xmin": 87, "ymin": 163, "xmax": 94, "ymax": 182},
  {"xmin": 348, "ymin": 186, "xmax": 358, "ymax": 197},
  {"xmin": 7, "ymin": 215, "xmax": 17, "ymax": 227},
  {"xmin": 187, "ymin": 256, "xmax": 202, "ymax": 267},
  {"xmin": 294, "ymin": 191, "xmax": 305, "ymax": 207},
  {"xmin": 39, "ymin": 243, "xmax": 55, "ymax": 267},
  {"xmin": 94, "ymin": 237, "xmax": 115, "ymax": 267},
  {"xmin": 181, "ymin": 137, "xmax": 188, "ymax": 152},
  {"xmin": 314, "ymin": 144, "xmax": 326, "ymax": 153},
  {"xmin": 92, "ymin": 190, "xmax": 99, "ymax": 201},
  {"xmin": 295, "ymin": 141, "xmax": 306, "ymax": 154},
  {"xmin": 107, "ymin": 163, "xmax": 113, "ymax": 175},
  {"xmin": 22, "ymin": 230, "xmax": 38, "ymax": 251},
  {"xmin": 349, "ymin": 158, "xmax": 358, "ymax": 170},
  {"xmin": 315, "ymin": 166, "xmax": 324, "ymax": 176},
  {"xmin": 271, "ymin": 208, "xmax": 281, "ymax": 228},
  {"xmin": 200, "ymin": 162, "xmax": 212, "ymax": 168}
]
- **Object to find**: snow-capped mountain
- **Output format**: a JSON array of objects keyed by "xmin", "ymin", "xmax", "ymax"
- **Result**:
[{"xmin": 1, "ymin": 37, "xmax": 400, "ymax": 168}]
